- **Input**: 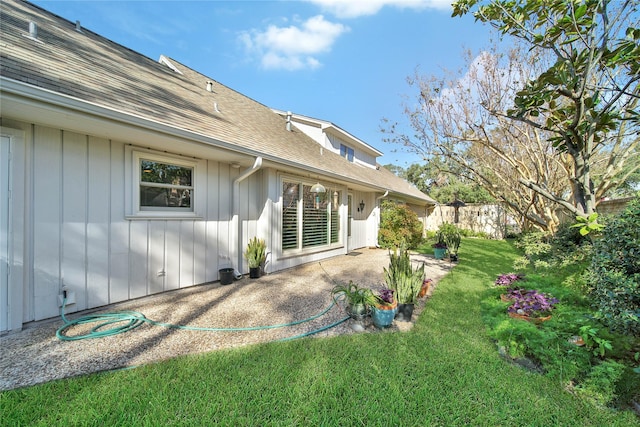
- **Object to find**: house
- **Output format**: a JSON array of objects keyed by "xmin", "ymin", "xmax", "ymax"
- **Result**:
[{"xmin": 0, "ymin": 0, "xmax": 435, "ymax": 333}]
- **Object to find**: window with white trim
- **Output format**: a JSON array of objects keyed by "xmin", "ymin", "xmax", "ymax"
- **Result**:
[
  {"xmin": 127, "ymin": 147, "xmax": 205, "ymax": 219},
  {"xmin": 282, "ymin": 180, "xmax": 341, "ymax": 251}
]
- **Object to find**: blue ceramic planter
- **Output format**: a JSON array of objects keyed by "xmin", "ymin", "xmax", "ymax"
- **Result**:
[
  {"xmin": 371, "ymin": 304, "xmax": 398, "ymax": 328},
  {"xmin": 433, "ymin": 248, "xmax": 446, "ymax": 259}
]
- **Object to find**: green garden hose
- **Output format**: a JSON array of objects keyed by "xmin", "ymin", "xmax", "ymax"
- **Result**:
[{"xmin": 56, "ymin": 297, "xmax": 349, "ymax": 341}]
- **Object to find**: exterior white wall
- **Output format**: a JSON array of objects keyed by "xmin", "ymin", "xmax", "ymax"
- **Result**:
[
  {"xmin": 1, "ymin": 116, "xmax": 430, "ymax": 331},
  {"xmin": 1, "ymin": 128, "xmax": 26, "ymax": 334},
  {"xmin": 1, "ymin": 119, "xmax": 273, "ymax": 326},
  {"xmin": 287, "ymin": 121, "xmax": 327, "ymax": 149},
  {"xmin": 326, "ymin": 133, "xmax": 376, "ymax": 169},
  {"xmin": 289, "ymin": 120, "xmax": 378, "ymax": 170}
]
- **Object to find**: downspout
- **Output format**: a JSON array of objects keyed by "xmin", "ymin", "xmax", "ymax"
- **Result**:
[
  {"xmin": 231, "ymin": 157, "xmax": 263, "ymax": 277},
  {"xmin": 375, "ymin": 191, "xmax": 389, "ymax": 248}
]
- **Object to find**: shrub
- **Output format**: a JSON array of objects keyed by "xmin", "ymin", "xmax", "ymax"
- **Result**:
[
  {"xmin": 574, "ymin": 360, "xmax": 627, "ymax": 407},
  {"xmin": 512, "ymin": 231, "xmax": 553, "ymax": 271},
  {"xmin": 513, "ymin": 226, "xmax": 594, "ymax": 273},
  {"xmin": 588, "ymin": 194, "xmax": 640, "ymax": 337},
  {"xmin": 378, "ymin": 200, "xmax": 423, "ymax": 249}
]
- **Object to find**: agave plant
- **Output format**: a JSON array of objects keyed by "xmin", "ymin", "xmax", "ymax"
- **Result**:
[
  {"xmin": 244, "ymin": 237, "xmax": 267, "ymax": 268},
  {"xmin": 384, "ymin": 245, "xmax": 424, "ymax": 304}
]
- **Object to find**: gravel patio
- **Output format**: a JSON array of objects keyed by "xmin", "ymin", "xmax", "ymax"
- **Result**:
[{"xmin": 0, "ymin": 248, "xmax": 453, "ymax": 391}]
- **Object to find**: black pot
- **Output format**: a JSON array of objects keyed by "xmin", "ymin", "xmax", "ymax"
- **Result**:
[
  {"xmin": 450, "ymin": 254, "xmax": 459, "ymax": 262},
  {"xmin": 219, "ymin": 268, "xmax": 234, "ymax": 285},
  {"xmin": 249, "ymin": 267, "xmax": 260, "ymax": 279},
  {"xmin": 395, "ymin": 303, "xmax": 414, "ymax": 321}
]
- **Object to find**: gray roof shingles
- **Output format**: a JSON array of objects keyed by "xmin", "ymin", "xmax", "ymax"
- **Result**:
[{"xmin": 1, "ymin": 0, "xmax": 434, "ymax": 203}]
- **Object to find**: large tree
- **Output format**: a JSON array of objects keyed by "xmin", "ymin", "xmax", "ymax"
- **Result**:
[
  {"xmin": 384, "ymin": 42, "xmax": 577, "ymax": 231},
  {"xmin": 451, "ymin": 0, "xmax": 640, "ymax": 219}
]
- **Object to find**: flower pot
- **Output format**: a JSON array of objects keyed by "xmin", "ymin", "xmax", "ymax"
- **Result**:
[
  {"xmin": 249, "ymin": 267, "xmax": 260, "ymax": 279},
  {"xmin": 395, "ymin": 303, "xmax": 414, "ymax": 321},
  {"xmin": 508, "ymin": 312, "xmax": 551, "ymax": 324},
  {"xmin": 418, "ymin": 279, "xmax": 432, "ymax": 298},
  {"xmin": 371, "ymin": 301, "xmax": 397, "ymax": 328},
  {"xmin": 219, "ymin": 268, "xmax": 234, "ymax": 285},
  {"xmin": 569, "ymin": 335, "xmax": 585, "ymax": 346},
  {"xmin": 500, "ymin": 294, "xmax": 512, "ymax": 302},
  {"xmin": 348, "ymin": 303, "xmax": 368, "ymax": 321},
  {"xmin": 433, "ymin": 248, "xmax": 446, "ymax": 259}
]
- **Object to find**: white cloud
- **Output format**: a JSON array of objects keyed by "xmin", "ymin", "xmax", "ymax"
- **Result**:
[
  {"xmin": 240, "ymin": 15, "xmax": 349, "ymax": 71},
  {"xmin": 306, "ymin": 0, "xmax": 452, "ymax": 18}
]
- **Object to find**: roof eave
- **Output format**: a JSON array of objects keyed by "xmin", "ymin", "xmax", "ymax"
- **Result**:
[{"xmin": 2, "ymin": 78, "xmax": 433, "ymax": 205}]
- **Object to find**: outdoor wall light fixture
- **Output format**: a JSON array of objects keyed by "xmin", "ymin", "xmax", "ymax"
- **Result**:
[
  {"xmin": 310, "ymin": 182, "xmax": 326, "ymax": 193},
  {"xmin": 358, "ymin": 200, "xmax": 365, "ymax": 212}
]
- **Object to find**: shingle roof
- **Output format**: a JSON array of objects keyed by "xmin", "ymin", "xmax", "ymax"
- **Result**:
[{"xmin": 0, "ymin": 0, "xmax": 434, "ymax": 204}]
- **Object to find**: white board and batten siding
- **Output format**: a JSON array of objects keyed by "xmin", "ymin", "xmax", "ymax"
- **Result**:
[
  {"xmin": 2, "ymin": 121, "xmax": 247, "ymax": 326},
  {"xmin": 1, "ymin": 127, "xmax": 27, "ymax": 333}
]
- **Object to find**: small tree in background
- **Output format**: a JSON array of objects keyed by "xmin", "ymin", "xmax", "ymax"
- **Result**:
[{"xmin": 378, "ymin": 200, "xmax": 423, "ymax": 249}]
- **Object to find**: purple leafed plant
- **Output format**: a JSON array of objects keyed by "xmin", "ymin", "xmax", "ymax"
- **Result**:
[
  {"xmin": 506, "ymin": 289, "xmax": 559, "ymax": 317},
  {"xmin": 377, "ymin": 288, "xmax": 395, "ymax": 304},
  {"xmin": 495, "ymin": 273, "xmax": 525, "ymax": 286}
]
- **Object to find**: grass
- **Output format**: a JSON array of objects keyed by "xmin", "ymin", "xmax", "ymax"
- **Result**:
[{"xmin": 2, "ymin": 239, "xmax": 638, "ymax": 426}]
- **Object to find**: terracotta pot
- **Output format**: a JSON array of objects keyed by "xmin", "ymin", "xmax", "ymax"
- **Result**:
[
  {"xmin": 508, "ymin": 312, "xmax": 551, "ymax": 324},
  {"xmin": 500, "ymin": 294, "xmax": 512, "ymax": 302},
  {"xmin": 418, "ymin": 280, "xmax": 432, "ymax": 298}
]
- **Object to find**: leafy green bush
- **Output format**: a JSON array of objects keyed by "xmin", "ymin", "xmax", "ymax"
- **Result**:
[
  {"xmin": 377, "ymin": 200, "xmax": 423, "ymax": 249},
  {"xmin": 512, "ymin": 226, "xmax": 594, "ymax": 273},
  {"xmin": 512, "ymin": 231, "xmax": 553, "ymax": 271},
  {"xmin": 574, "ymin": 360, "xmax": 627, "ymax": 407},
  {"xmin": 588, "ymin": 194, "xmax": 640, "ymax": 337}
]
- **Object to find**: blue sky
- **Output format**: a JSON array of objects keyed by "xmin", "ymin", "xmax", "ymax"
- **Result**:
[{"xmin": 32, "ymin": 0, "xmax": 494, "ymax": 167}]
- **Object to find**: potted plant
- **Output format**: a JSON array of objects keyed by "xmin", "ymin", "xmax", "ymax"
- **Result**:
[
  {"xmin": 439, "ymin": 223, "xmax": 462, "ymax": 261},
  {"xmin": 432, "ymin": 232, "xmax": 447, "ymax": 259},
  {"xmin": 331, "ymin": 281, "xmax": 371, "ymax": 320},
  {"xmin": 384, "ymin": 246, "xmax": 424, "ymax": 321},
  {"xmin": 365, "ymin": 287, "xmax": 397, "ymax": 328},
  {"xmin": 505, "ymin": 288, "xmax": 559, "ymax": 324},
  {"xmin": 244, "ymin": 237, "xmax": 267, "ymax": 278},
  {"xmin": 445, "ymin": 230, "xmax": 461, "ymax": 261},
  {"xmin": 418, "ymin": 278, "xmax": 433, "ymax": 298}
]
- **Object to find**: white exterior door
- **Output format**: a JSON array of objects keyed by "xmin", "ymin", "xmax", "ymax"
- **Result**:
[{"xmin": 1, "ymin": 135, "xmax": 11, "ymax": 332}]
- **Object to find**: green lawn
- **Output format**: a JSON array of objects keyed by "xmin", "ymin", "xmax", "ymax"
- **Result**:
[{"xmin": 1, "ymin": 239, "xmax": 638, "ymax": 426}]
